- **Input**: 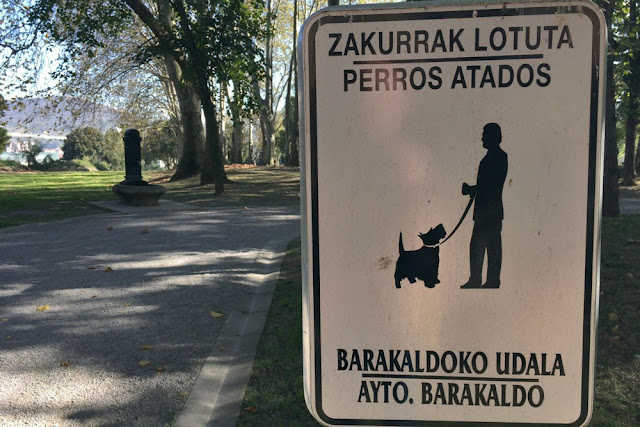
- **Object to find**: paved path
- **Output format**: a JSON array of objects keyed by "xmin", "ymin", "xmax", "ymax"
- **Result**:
[
  {"xmin": 620, "ymin": 197, "xmax": 640, "ymax": 215},
  {"xmin": 0, "ymin": 202, "xmax": 300, "ymax": 426}
]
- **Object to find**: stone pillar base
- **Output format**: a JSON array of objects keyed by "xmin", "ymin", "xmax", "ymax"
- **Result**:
[{"xmin": 112, "ymin": 184, "xmax": 166, "ymax": 206}]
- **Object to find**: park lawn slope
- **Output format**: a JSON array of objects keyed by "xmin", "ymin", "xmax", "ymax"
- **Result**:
[
  {"xmin": 0, "ymin": 171, "xmax": 133, "ymax": 228},
  {"xmin": 0, "ymin": 167, "xmax": 299, "ymax": 228},
  {"xmin": 238, "ymin": 216, "xmax": 640, "ymax": 426}
]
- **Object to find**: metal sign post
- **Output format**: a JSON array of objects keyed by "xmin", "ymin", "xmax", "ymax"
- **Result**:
[{"xmin": 299, "ymin": 1, "xmax": 605, "ymax": 425}]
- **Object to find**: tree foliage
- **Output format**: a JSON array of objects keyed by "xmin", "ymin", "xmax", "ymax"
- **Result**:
[
  {"xmin": 22, "ymin": 0, "xmax": 266, "ymax": 192},
  {"xmin": 141, "ymin": 121, "xmax": 179, "ymax": 169},
  {"xmin": 0, "ymin": 94, "xmax": 9, "ymax": 149},
  {"xmin": 62, "ymin": 127, "xmax": 123, "ymax": 168}
]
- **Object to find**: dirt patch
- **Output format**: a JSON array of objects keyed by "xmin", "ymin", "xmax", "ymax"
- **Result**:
[
  {"xmin": 376, "ymin": 257, "xmax": 392, "ymax": 270},
  {"xmin": 0, "ymin": 166, "xmax": 30, "ymax": 173}
]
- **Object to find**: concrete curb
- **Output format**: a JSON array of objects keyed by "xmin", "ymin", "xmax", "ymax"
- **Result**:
[{"xmin": 174, "ymin": 240, "xmax": 288, "ymax": 427}]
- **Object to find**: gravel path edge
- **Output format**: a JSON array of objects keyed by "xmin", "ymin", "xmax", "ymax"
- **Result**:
[{"xmin": 174, "ymin": 238, "xmax": 289, "ymax": 427}]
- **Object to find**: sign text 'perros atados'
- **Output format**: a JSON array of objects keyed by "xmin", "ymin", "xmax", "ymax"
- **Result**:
[
  {"xmin": 337, "ymin": 349, "xmax": 566, "ymax": 408},
  {"xmin": 327, "ymin": 25, "xmax": 574, "ymax": 91}
]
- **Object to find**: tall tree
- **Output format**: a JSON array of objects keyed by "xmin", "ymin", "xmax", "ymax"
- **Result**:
[
  {"xmin": 156, "ymin": 0, "xmax": 205, "ymax": 180},
  {"xmin": 599, "ymin": 0, "xmax": 621, "ymax": 216},
  {"xmin": 622, "ymin": 0, "xmax": 640, "ymax": 185},
  {"xmin": 225, "ymin": 82, "xmax": 245, "ymax": 164},
  {"xmin": 284, "ymin": 0, "xmax": 300, "ymax": 166},
  {"xmin": 254, "ymin": 0, "xmax": 276, "ymax": 166},
  {"xmin": 29, "ymin": 0, "xmax": 264, "ymax": 193}
]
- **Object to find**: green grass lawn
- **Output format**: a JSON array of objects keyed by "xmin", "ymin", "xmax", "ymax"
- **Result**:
[
  {"xmin": 0, "ymin": 171, "xmax": 145, "ymax": 228},
  {"xmin": 593, "ymin": 215, "xmax": 640, "ymax": 425},
  {"xmin": 238, "ymin": 216, "xmax": 640, "ymax": 426}
]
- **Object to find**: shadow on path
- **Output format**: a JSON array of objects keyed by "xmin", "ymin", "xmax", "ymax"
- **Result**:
[{"xmin": 0, "ymin": 205, "xmax": 300, "ymax": 426}]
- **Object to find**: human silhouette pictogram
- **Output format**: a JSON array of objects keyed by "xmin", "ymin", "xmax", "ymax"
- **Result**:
[{"xmin": 461, "ymin": 123, "xmax": 508, "ymax": 289}]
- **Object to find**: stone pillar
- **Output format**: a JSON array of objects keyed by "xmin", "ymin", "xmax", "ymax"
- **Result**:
[
  {"xmin": 122, "ymin": 129, "xmax": 145, "ymax": 185},
  {"xmin": 113, "ymin": 129, "xmax": 166, "ymax": 206}
]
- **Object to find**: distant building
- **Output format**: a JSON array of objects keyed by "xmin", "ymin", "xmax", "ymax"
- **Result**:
[{"xmin": 2, "ymin": 133, "xmax": 65, "ymax": 164}]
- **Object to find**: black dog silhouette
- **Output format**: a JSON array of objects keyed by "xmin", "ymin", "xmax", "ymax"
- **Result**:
[{"xmin": 394, "ymin": 224, "xmax": 446, "ymax": 289}]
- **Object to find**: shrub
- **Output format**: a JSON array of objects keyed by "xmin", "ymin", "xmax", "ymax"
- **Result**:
[
  {"xmin": 92, "ymin": 160, "xmax": 110, "ymax": 171},
  {"xmin": 22, "ymin": 143, "xmax": 44, "ymax": 169},
  {"xmin": 39, "ymin": 159, "xmax": 94, "ymax": 172},
  {"xmin": 142, "ymin": 123, "xmax": 178, "ymax": 169},
  {"xmin": 62, "ymin": 127, "xmax": 125, "ymax": 171},
  {"xmin": 0, "ymin": 159, "xmax": 22, "ymax": 167},
  {"xmin": 62, "ymin": 127, "xmax": 105, "ymax": 161}
]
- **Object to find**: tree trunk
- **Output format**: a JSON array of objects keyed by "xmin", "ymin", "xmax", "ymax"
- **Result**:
[
  {"xmin": 622, "ymin": 0, "xmax": 639, "ymax": 186},
  {"xmin": 289, "ymin": 88, "xmax": 299, "ymax": 166},
  {"xmin": 231, "ymin": 121, "xmax": 243, "ymax": 164},
  {"xmin": 284, "ymin": 53, "xmax": 293, "ymax": 165},
  {"xmin": 636, "ymin": 126, "xmax": 640, "ymax": 171},
  {"xmin": 199, "ymin": 97, "xmax": 226, "ymax": 193},
  {"xmin": 289, "ymin": 1, "xmax": 300, "ymax": 167},
  {"xmin": 220, "ymin": 87, "xmax": 228, "ymax": 164},
  {"xmin": 258, "ymin": 0, "xmax": 274, "ymax": 166},
  {"xmin": 622, "ymin": 108, "xmax": 638, "ymax": 185},
  {"xmin": 248, "ymin": 119, "xmax": 254, "ymax": 163},
  {"xmin": 170, "ymin": 71, "xmax": 205, "ymax": 180},
  {"xmin": 602, "ymin": 0, "xmax": 620, "ymax": 217},
  {"xmin": 257, "ymin": 106, "xmax": 275, "ymax": 166},
  {"xmin": 157, "ymin": 0, "xmax": 205, "ymax": 181},
  {"xmin": 225, "ymin": 83, "xmax": 244, "ymax": 165}
]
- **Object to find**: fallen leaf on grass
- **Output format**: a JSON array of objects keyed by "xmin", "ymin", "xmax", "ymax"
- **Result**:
[
  {"xmin": 627, "ymin": 272, "xmax": 635, "ymax": 279},
  {"xmin": 612, "ymin": 325, "xmax": 620, "ymax": 333},
  {"xmin": 219, "ymin": 346, "xmax": 225, "ymax": 352},
  {"xmin": 138, "ymin": 360, "xmax": 151, "ymax": 367},
  {"xmin": 178, "ymin": 391, "xmax": 189, "ymax": 397},
  {"xmin": 156, "ymin": 367, "xmax": 165, "ymax": 372},
  {"xmin": 61, "ymin": 361, "xmax": 69, "ymax": 367},
  {"xmin": 103, "ymin": 267, "xmax": 113, "ymax": 272},
  {"xmin": 244, "ymin": 406, "xmax": 258, "ymax": 413},
  {"xmin": 6, "ymin": 336, "xmax": 11, "ymax": 340},
  {"xmin": 1, "ymin": 318, "xmax": 8, "ymax": 322},
  {"xmin": 609, "ymin": 312, "xmax": 618, "ymax": 321},
  {"xmin": 210, "ymin": 310, "xmax": 224, "ymax": 318},
  {"xmin": 36, "ymin": 305, "xmax": 50, "ymax": 312},
  {"xmin": 124, "ymin": 302, "xmax": 132, "ymax": 306},
  {"xmin": 140, "ymin": 344, "xmax": 152, "ymax": 349},
  {"xmin": 610, "ymin": 336, "xmax": 620, "ymax": 344}
]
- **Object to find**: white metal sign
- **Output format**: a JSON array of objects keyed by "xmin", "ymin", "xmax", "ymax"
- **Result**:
[{"xmin": 299, "ymin": 1, "xmax": 605, "ymax": 425}]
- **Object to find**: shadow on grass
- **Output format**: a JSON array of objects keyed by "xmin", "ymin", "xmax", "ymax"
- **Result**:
[
  {"xmin": 592, "ymin": 215, "xmax": 640, "ymax": 426},
  {"xmin": 239, "ymin": 217, "xmax": 640, "ymax": 426},
  {"xmin": 160, "ymin": 167, "xmax": 300, "ymax": 208}
]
